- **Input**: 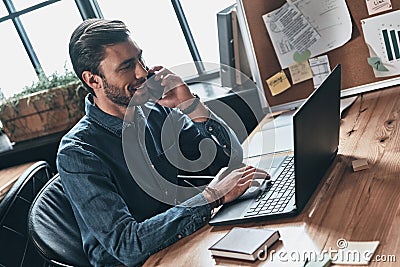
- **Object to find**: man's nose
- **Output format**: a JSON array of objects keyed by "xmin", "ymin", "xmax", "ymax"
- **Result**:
[{"xmin": 134, "ymin": 61, "xmax": 147, "ymax": 80}]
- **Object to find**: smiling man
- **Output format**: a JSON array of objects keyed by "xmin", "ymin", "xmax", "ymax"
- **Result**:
[{"xmin": 57, "ymin": 19, "xmax": 268, "ymax": 267}]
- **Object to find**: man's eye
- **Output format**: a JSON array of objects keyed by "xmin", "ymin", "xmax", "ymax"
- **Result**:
[{"xmin": 122, "ymin": 62, "xmax": 135, "ymax": 70}]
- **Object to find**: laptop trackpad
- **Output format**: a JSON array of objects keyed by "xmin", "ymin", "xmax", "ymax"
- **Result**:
[
  {"xmin": 236, "ymin": 179, "xmax": 272, "ymax": 201},
  {"xmin": 237, "ymin": 186, "xmax": 262, "ymax": 200},
  {"xmin": 210, "ymin": 199, "xmax": 253, "ymax": 223}
]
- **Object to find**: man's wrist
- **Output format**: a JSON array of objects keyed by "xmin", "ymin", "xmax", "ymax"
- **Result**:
[
  {"xmin": 202, "ymin": 187, "xmax": 224, "ymax": 209},
  {"xmin": 177, "ymin": 94, "xmax": 209, "ymax": 122},
  {"xmin": 180, "ymin": 94, "xmax": 200, "ymax": 114}
]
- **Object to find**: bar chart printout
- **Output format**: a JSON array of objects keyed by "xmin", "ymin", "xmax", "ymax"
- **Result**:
[
  {"xmin": 362, "ymin": 10, "xmax": 400, "ymax": 77},
  {"xmin": 382, "ymin": 29, "xmax": 400, "ymax": 61}
]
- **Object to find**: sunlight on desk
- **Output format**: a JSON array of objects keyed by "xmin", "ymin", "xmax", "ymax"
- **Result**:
[{"xmin": 145, "ymin": 86, "xmax": 400, "ymax": 266}]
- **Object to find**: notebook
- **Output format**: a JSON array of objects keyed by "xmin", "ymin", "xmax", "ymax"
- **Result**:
[
  {"xmin": 209, "ymin": 64, "xmax": 341, "ymax": 226},
  {"xmin": 208, "ymin": 227, "xmax": 280, "ymax": 261}
]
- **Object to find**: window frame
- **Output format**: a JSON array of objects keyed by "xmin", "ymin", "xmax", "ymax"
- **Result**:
[{"xmin": 0, "ymin": 0, "xmax": 219, "ymax": 93}]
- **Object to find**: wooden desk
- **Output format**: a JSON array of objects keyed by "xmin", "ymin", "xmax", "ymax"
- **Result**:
[
  {"xmin": 145, "ymin": 86, "xmax": 400, "ymax": 266},
  {"xmin": 0, "ymin": 162, "xmax": 36, "ymax": 200}
]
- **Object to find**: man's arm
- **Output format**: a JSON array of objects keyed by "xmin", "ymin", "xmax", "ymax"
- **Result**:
[
  {"xmin": 150, "ymin": 67, "xmax": 243, "ymax": 171},
  {"xmin": 180, "ymin": 109, "xmax": 243, "ymax": 174},
  {"xmin": 58, "ymin": 144, "xmax": 268, "ymax": 266},
  {"xmin": 58, "ymin": 145, "xmax": 213, "ymax": 266}
]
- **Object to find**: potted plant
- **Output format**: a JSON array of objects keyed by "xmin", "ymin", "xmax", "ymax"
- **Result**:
[{"xmin": 0, "ymin": 69, "xmax": 87, "ymax": 143}]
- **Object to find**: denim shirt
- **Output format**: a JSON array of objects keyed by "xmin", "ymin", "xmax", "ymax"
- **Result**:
[{"xmin": 57, "ymin": 94, "xmax": 243, "ymax": 267}]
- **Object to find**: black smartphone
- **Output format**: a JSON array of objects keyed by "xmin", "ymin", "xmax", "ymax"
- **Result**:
[{"xmin": 146, "ymin": 71, "xmax": 164, "ymax": 100}]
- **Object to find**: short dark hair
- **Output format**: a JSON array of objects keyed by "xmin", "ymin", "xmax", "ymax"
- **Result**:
[{"xmin": 69, "ymin": 19, "xmax": 130, "ymax": 95}]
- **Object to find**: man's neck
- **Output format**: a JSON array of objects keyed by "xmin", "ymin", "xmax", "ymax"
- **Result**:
[{"xmin": 93, "ymin": 96, "xmax": 134, "ymax": 120}]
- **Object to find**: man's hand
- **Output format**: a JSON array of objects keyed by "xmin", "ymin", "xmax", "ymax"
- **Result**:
[
  {"xmin": 147, "ymin": 66, "xmax": 193, "ymax": 108},
  {"xmin": 146, "ymin": 66, "xmax": 209, "ymax": 122},
  {"xmin": 203, "ymin": 165, "xmax": 270, "ymax": 206}
]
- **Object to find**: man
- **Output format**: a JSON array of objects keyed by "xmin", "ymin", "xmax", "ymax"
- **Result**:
[{"xmin": 57, "ymin": 19, "xmax": 268, "ymax": 267}]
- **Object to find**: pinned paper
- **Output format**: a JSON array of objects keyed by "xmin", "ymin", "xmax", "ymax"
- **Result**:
[
  {"xmin": 367, "ymin": 57, "xmax": 389, "ymax": 71},
  {"xmin": 266, "ymin": 71, "xmax": 291, "ymax": 96},
  {"xmin": 366, "ymin": 0, "xmax": 392, "ymax": 15},
  {"xmin": 309, "ymin": 55, "xmax": 331, "ymax": 89},
  {"xmin": 288, "ymin": 61, "xmax": 313, "ymax": 84},
  {"xmin": 362, "ymin": 11, "xmax": 400, "ymax": 77},
  {"xmin": 262, "ymin": 0, "xmax": 352, "ymax": 69}
]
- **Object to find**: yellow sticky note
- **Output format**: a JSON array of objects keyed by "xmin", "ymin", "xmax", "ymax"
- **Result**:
[
  {"xmin": 288, "ymin": 61, "xmax": 313, "ymax": 84},
  {"xmin": 266, "ymin": 71, "xmax": 291, "ymax": 96}
]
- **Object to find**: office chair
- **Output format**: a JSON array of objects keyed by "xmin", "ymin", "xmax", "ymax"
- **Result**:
[
  {"xmin": 0, "ymin": 161, "xmax": 53, "ymax": 267},
  {"xmin": 28, "ymin": 174, "xmax": 91, "ymax": 267}
]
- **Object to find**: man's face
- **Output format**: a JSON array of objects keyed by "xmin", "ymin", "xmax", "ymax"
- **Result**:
[{"xmin": 99, "ymin": 38, "xmax": 149, "ymax": 107}]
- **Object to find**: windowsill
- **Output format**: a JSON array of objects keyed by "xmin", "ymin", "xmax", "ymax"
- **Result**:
[
  {"xmin": 1, "ymin": 131, "xmax": 65, "ymax": 154},
  {"xmin": 0, "ymin": 130, "xmax": 66, "ymax": 170},
  {"xmin": 186, "ymin": 71, "xmax": 260, "ymax": 103}
]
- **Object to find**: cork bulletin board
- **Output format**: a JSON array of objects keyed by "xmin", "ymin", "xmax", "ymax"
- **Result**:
[{"xmin": 237, "ymin": 0, "xmax": 400, "ymax": 107}]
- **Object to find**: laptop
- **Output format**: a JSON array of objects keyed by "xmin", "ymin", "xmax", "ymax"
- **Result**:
[{"xmin": 209, "ymin": 64, "xmax": 341, "ymax": 226}]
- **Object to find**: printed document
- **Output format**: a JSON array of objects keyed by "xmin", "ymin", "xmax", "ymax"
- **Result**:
[
  {"xmin": 361, "ymin": 10, "xmax": 400, "ymax": 77},
  {"xmin": 263, "ymin": 0, "xmax": 352, "ymax": 69}
]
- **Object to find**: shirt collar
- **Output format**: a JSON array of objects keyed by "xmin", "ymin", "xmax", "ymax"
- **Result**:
[
  {"xmin": 84, "ymin": 94, "xmax": 154, "ymax": 137},
  {"xmin": 85, "ymin": 94, "xmax": 125, "ymax": 137}
]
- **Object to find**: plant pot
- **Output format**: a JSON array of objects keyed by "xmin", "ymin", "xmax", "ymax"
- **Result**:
[{"xmin": 0, "ymin": 82, "xmax": 87, "ymax": 143}]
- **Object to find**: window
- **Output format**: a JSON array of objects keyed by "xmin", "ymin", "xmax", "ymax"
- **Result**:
[
  {"xmin": 180, "ymin": 0, "xmax": 235, "ymax": 67},
  {"xmin": 0, "ymin": 3, "xmax": 7, "ymax": 16},
  {"xmin": 0, "ymin": 20, "xmax": 38, "ymax": 98},
  {"xmin": 11, "ymin": 0, "xmax": 49, "ymax": 11},
  {"xmin": 0, "ymin": 0, "xmax": 81, "ymax": 98},
  {"xmin": 19, "ymin": 1, "xmax": 81, "ymax": 75},
  {"xmin": 12, "ymin": 0, "xmax": 48, "ymax": 10},
  {"xmin": 0, "ymin": 0, "xmax": 235, "ymax": 98},
  {"xmin": 97, "ymin": 0, "xmax": 235, "ymax": 79},
  {"xmin": 97, "ymin": 0, "xmax": 197, "ymax": 76}
]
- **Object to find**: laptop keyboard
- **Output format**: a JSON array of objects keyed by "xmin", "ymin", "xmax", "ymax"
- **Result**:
[{"xmin": 244, "ymin": 156, "xmax": 295, "ymax": 217}]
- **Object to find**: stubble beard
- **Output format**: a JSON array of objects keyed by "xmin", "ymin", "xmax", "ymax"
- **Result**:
[{"xmin": 103, "ymin": 78, "xmax": 148, "ymax": 107}]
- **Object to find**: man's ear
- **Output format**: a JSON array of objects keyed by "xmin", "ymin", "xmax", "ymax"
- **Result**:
[{"xmin": 82, "ymin": 71, "xmax": 102, "ymax": 91}]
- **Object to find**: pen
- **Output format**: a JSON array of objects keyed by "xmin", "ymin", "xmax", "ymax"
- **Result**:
[
  {"xmin": 177, "ymin": 175, "xmax": 215, "ymax": 180},
  {"xmin": 181, "ymin": 179, "xmax": 203, "ymax": 192},
  {"xmin": 266, "ymin": 107, "xmax": 297, "ymax": 118}
]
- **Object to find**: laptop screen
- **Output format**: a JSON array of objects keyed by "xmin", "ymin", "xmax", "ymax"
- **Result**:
[{"xmin": 293, "ymin": 65, "xmax": 341, "ymax": 211}]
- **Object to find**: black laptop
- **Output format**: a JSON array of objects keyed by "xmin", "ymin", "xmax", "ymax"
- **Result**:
[{"xmin": 209, "ymin": 64, "xmax": 341, "ymax": 226}]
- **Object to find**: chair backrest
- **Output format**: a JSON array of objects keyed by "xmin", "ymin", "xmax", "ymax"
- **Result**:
[
  {"xmin": 28, "ymin": 174, "xmax": 91, "ymax": 267},
  {"xmin": 0, "ymin": 161, "xmax": 52, "ymax": 267}
]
